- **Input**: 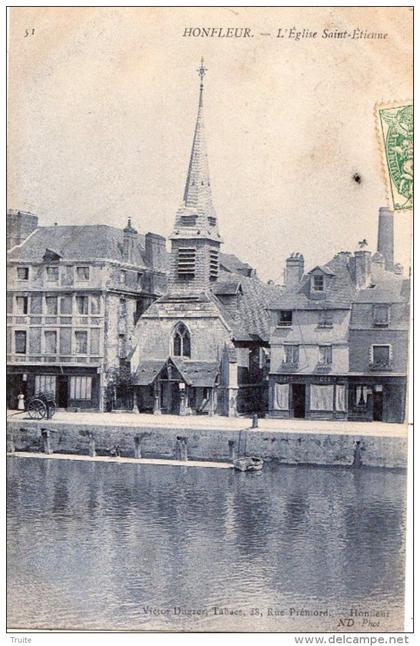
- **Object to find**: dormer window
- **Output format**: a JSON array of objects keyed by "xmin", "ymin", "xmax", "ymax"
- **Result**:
[
  {"xmin": 208, "ymin": 217, "xmax": 216, "ymax": 227},
  {"xmin": 181, "ymin": 215, "xmax": 197, "ymax": 226},
  {"xmin": 312, "ymin": 275, "xmax": 325, "ymax": 291},
  {"xmin": 373, "ymin": 304, "xmax": 390, "ymax": 327},
  {"xmin": 277, "ymin": 310, "xmax": 293, "ymax": 327}
]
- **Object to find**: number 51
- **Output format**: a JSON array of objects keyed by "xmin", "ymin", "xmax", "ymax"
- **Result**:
[{"xmin": 24, "ymin": 28, "xmax": 35, "ymax": 37}]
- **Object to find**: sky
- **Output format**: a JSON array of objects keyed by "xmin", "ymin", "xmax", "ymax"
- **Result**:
[{"xmin": 8, "ymin": 6, "xmax": 413, "ymax": 282}]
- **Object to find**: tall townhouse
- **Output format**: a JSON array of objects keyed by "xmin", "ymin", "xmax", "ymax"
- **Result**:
[{"xmin": 7, "ymin": 210, "xmax": 167, "ymax": 411}]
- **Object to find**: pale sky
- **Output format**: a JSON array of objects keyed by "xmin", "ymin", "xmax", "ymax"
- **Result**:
[{"xmin": 8, "ymin": 7, "xmax": 413, "ymax": 282}]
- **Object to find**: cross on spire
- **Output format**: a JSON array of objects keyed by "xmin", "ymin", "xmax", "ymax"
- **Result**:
[{"xmin": 197, "ymin": 57, "xmax": 207, "ymax": 82}]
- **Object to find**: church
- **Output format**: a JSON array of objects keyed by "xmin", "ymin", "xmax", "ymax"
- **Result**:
[{"xmin": 132, "ymin": 59, "xmax": 281, "ymax": 416}]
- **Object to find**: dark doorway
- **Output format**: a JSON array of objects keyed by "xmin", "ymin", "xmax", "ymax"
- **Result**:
[
  {"xmin": 7, "ymin": 374, "xmax": 26, "ymax": 409},
  {"xmin": 373, "ymin": 389, "xmax": 383, "ymax": 421},
  {"xmin": 292, "ymin": 384, "xmax": 306, "ymax": 418},
  {"xmin": 57, "ymin": 376, "xmax": 69, "ymax": 408}
]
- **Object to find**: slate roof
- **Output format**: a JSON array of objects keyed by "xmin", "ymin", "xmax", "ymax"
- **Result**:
[
  {"xmin": 267, "ymin": 252, "xmax": 358, "ymax": 310},
  {"xmin": 355, "ymin": 277, "xmax": 410, "ymax": 303},
  {"xmin": 7, "ymin": 225, "xmax": 149, "ymax": 267},
  {"xmin": 133, "ymin": 357, "xmax": 219, "ymax": 386}
]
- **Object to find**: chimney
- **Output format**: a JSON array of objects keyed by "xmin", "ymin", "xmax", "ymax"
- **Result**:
[
  {"xmin": 7, "ymin": 209, "xmax": 38, "ymax": 250},
  {"xmin": 371, "ymin": 252, "xmax": 385, "ymax": 281},
  {"xmin": 145, "ymin": 232, "xmax": 167, "ymax": 271},
  {"xmin": 285, "ymin": 252, "xmax": 304, "ymax": 289},
  {"xmin": 351, "ymin": 250, "xmax": 372, "ymax": 289},
  {"xmin": 377, "ymin": 207, "xmax": 394, "ymax": 271},
  {"xmin": 123, "ymin": 218, "xmax": 138, "ymax": 263}
]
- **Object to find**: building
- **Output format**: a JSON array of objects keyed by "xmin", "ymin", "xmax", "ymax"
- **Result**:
[
  {"xmin": 267, "ymin": 208, "xmax": 410, "ymax": 422},
  {"xmin": 7, "ymin": 213, "xmax": 167, "ymax": 411},
  {"xmin": 132, "ymin": 60, "xmax": 282, "ymax": 416}
]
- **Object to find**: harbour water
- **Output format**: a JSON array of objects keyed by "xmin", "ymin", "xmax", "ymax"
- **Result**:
[{"xmin": 7, "ymin": 456, "xmax": 407, "ymax": 632}]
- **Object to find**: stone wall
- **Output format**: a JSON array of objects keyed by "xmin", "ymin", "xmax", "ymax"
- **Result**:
[{"xmin": 7, "ymin": 420, "xmax": 407, "ymax": 469}]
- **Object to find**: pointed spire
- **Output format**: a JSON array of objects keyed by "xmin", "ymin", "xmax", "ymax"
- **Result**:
[{"xmin": 172, "ymin": 58, "xmax": 220, "ymax": 242}]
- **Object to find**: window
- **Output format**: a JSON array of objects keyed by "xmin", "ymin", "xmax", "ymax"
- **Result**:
[
  {"xmin": 318, "ymin": 310, "xmax": 333, "ymax": 328},
  {"xmin": 335, "ymin": 385, "xmax": 347, "ymax": 412},
  {"xmin": 272, "ymin": 383, "xmax": 289, "ymax": 411},
  {"xmin": 209, "ymin": 249, "xmax": 219, "ymax": 281},
  {"xmin": 277, "ymin": 310, "xmax": 293, "ymax": 326},
  {"xmin": 370, "ymin": 344, "xmax": 391, "ymax": 368},
  {"xmin": 76, "ymin": 295, "xmax": 89, "ymax": 315},
  {"xmin": 46, "ymin": 266, "xmax": 59, "ymax": 282},
  {"xmin": 319, "ymin": 345, "xmax": 332, "ymax": 365},
  {"xmin": 60, "ymin": 294, "xmax": 72, "ymax": 315},
  {"xmin": 310, "ymin": 384, "xmax": 334, "ymax": 411},
  {"xmin": 119, "ymin": 298, "xmax": 127, "ymax": 316},
  {"xmin": 74, "ymin": 331, "xmax": 88, "ymax": 354},
  {"xmin": 15, "ymin": 296, "xmax": 28, "ymax": 315},
  {"xmin": 137, "ymin": 272, "xmax": 143, "ymax": 285},
  {"xmin": 208, "ymin": 216, "xmax": 217, "ymax": 227},
  {"xmin": 17, "ymin": 267, "xmax": 29, "ymax": 280},
  {"xmin": 284, "ymin": 344, "xmax": 299, "ymax": 366},
  {"xmin": 118, "ymin": 334, "xmax": 126, "ymax": 358},
  {"xmin": 355, "ymin": 385, "xmax": 368, "ymax": 408},
  {"xmin": 76, "ymin": 266, "xmax": 90, "ymax": 281},
  {"xmin": 15, "ymin": 331, "xmax": 27, "ymax": 354},
  {"xmin": 172, "ymin": 323, "xmax": 191, "ymax": 358},
  {"xmin": 373, "ymin": 305, "xmax": 390, "ymax": 327},
  {"xmin": 90, "ymin": 295, "xmax": 101, "ymax": 315},
  {"xmin": 181, "ymin": 215, "xmax": 197, "ymax": 226},
  {"xmin": 44, "ymin": 331, "xmax": 57, "ymax": 354},
  {"xmin": 312, "ymin": 275, "xmax": 325, "ymax": 291},
  {"xmin": 70, "ymin": 376, "xmax": 92, "ymax": 400},
  {"xmin": 177, "ymin": 248, "xmax": 196, "ymax": 280},
  {"xmin": 45, "ymin": 296, "xmax": 58, "ymax": 315},
  {"xmin": 120, "ymin": 270, "xmax": 127, "ymax": 285},
  {"xmin": 35, "ymin": 375, "xmax": 56, "ymax": 398}
]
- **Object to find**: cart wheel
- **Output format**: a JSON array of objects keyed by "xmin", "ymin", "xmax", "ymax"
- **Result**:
[
  {"xmin": 48, "ymin": 403, "xmax": 56, "ymax": 419},
  {"xmin": 28, "ymin": 399, "xmax": 47, "ymax": 419}
]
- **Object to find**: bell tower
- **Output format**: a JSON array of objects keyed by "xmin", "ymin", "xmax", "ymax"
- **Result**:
[{"xmin": 169, "ymin": 58, "xmax": 222, "ymax": 294}]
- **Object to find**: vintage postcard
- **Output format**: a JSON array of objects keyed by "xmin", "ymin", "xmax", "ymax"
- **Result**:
[{"xmin": 6, "ymin": 5, "xmax": 413, "ymax": 635}]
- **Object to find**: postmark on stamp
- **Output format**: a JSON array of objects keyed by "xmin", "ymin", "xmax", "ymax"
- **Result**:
[{"xmin": 377, "ymin": 103, "xmax": 413, "ymax": 211}]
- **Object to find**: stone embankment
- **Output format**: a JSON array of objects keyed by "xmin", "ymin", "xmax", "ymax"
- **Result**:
[{"xmin": 6, "ymin": 413, "xmax": 408, "ymax": 469}]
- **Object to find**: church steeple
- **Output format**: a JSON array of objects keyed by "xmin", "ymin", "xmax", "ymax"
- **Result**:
[
  {"xmin": 171, "ymin": 58, "xmax": 221, "ymax": 243},
  {"xmin": 169, "ymin": 59, "xmax": 222, "ymax": 295}
]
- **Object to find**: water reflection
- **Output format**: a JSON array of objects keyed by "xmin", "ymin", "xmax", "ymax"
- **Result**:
[{"xmin": 7, "ymin": 458, "xmax": 406, "ymax": 631}]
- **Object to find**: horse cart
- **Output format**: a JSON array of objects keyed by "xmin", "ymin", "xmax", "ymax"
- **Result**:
[{"xmin": 27, "ymin": 392, "xmax": 57, "ymax": 420}]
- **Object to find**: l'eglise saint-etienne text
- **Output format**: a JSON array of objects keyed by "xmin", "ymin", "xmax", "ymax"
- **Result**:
[{"xmin": 181, "ymin": 27, "xmax": 388, "ymax": 41}]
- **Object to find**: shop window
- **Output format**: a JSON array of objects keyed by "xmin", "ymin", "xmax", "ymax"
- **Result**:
[
  {"xmin": 335, "ymin": 384, "xmax": 347, "ymax": 412},
  {"xmin": 310, "ymin": 384, "xmax": 334, "ymax": 411},
  {"xmin": 35, "ymin": 375, "xmax": 56, "ymax": 397},
  {"xmin": 15, "ymin": 331, "xmax": 27, "ymax": 354},
  {"xmin": 70, "ymin": 376, "xmax": 92, "ymax": 400},
  {"xmin": 355, "ymin": 386, "xmax": 368, "ymax": 409},
  {"xmin": 277, "ymin": 310, "xmax": 293, "ymax": 327},
  {"xmin": 172, "ymin": 323, "xmax": 191, "ymax": 358},
  {"xmin": 273, "ymin": 383, "xmax": 289, "ymax": 411}
]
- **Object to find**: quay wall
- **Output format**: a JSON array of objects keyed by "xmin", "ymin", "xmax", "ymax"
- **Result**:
[{"xmin": 6, "ymin": 420, "xmax": 407, "ymax": 469}]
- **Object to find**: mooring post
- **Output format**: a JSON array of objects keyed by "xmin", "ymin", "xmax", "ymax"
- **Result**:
[
  {"xmin": 175, "ymin": 436, "xmax": 188, "ymax": 461},
  {"xmin": 88, "ymin": 433, "xmax": 96, "ymax": 457},
  {"xmin": 41, "ymin": 429, "xmax": 52, "ymax": 455},
  {"xmin": 228, "ymin": 439, "xmax": 237, "ymax": 460},
  {"xmin": 134, "ymin": 436, "xmax": 142, "ymax": 459},
  {"xmin": 252, "ymin": 413, "xmax": 259, "ymax": 429}
]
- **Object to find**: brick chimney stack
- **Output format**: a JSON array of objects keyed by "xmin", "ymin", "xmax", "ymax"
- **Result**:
[
  {"xmin": 285, "ymin": 252, "xmax": 304, "ymax": 290},
  {"xmin": 351, "ymin": 250, "xmax": 372, "ymax": 289},
  {"xmin": 377, "ymin": 207, "xmax": 394, "ymax": 271},
  {"xmin": 123, "ymin": 218, "xmax": 138, "ymax": 263}
]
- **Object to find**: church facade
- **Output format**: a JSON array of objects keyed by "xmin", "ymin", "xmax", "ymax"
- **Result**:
[{"xmin": 132, "ymin": 60, "xmax": 281, "ymax": 416}]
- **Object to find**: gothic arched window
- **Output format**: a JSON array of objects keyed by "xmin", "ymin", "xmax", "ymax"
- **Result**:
[{"xmin": 172, "ymin": 323, "xmax": 191, "ymax": 358}]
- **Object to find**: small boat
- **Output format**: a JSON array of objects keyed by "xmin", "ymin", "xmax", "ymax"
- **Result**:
[{"xmin": 233, "ymin": 457, "xmax": 264, "ymax": 472}]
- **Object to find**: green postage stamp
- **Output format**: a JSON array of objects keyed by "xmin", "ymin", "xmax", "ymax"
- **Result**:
[{"xmin": 377, "ymin": 103, "xmax": 413, "ymax": 211}]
